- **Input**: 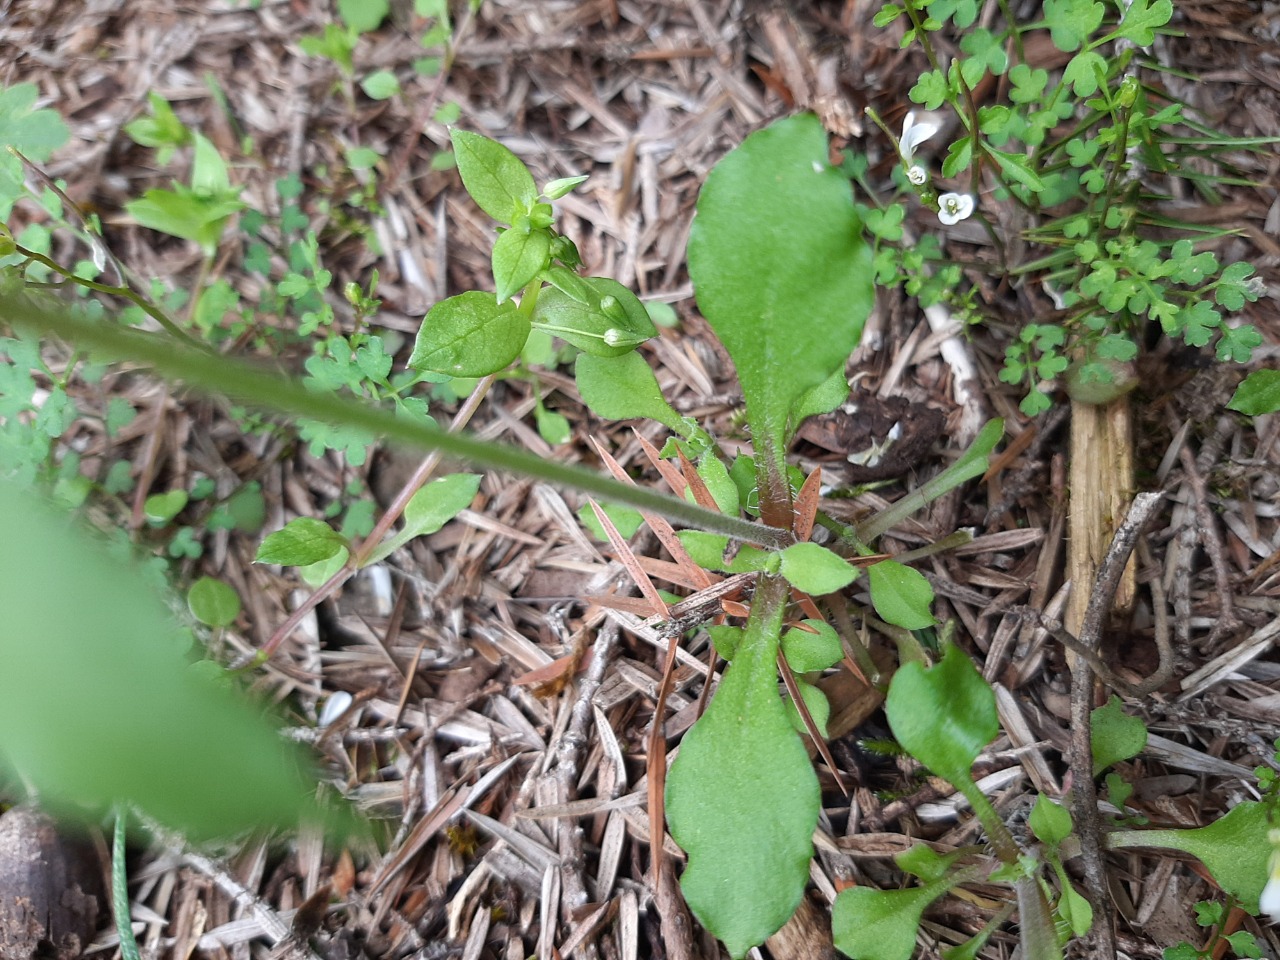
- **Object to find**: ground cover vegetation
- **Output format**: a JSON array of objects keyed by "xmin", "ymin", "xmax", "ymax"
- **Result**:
[{"xmin": 0, "ymin": 1, "xmax": 1278, "ymax": 959}]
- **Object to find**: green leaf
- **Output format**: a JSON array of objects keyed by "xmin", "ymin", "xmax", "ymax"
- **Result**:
[
  {"xmin": 187, "ymin": 576, "xmax": 242, "ymax": 628},
  {"xmin": 0, "ymin": 481, "xmax": 339, "ymax": 839},
  {"xmin": 1116, "ymin": 0, "xmax": 1172, "ymax": 45},
  {"xmin": 778, "ymin": 542, "xmax": 857, "ymax": 596},
  {"xmin": 786, "ymin": 679, "xmax": 830, "ymax": 738},
  {"xmin": 531, "ymin": 276, "xmax": 656, "ymax": 357},
  {"xmin": 491, "ymin": 225, "xmax": 551, "ymax": 303},
  {"xmin": 781, "ymin": 619, "xmax": 843, "ymax": 673},
  {"xmin": 1062, "ymin": 51, "xmax": 1107, "ymax": 96},
  {"xmin": 868, "ymin": 560, "xmax": 936, "ymax": 630},
  {"xmin": 1113, "ymin": 801, "xmax": 1270, "ymax": 912},
  {"xmin": 408, "ymin": 290, "xmax": 529, "ymax": 376},
  {"xmin": 987, "ymin": 148, "xmax": 1045, "ymax": 191},
  {"xmin": 255, "ymin": 516, "xmax": 348, "ymax": 566},
  {"xmin": 190, "ymin": 133, "xmax": 232, "ymax": 197},
  {"xmin": 339, "ymin": 0, "xmax": 388, "ymax": 32},
  {"xmin": 143, "ymin": 489, "xmax": 188, "ymax": 524},
  {"xmin": 125, "ymin": 185, "xmax": 245, "ymax": 257},
  {"xmin": 1043, "ymin": 0, "xmax": 1104, "ymax": 52},
  {"xmin": 1228, "ymin": 369, "xmax": 1280, "ymax": 416},
  {"xmin": 1091, "ymin": 695, "xmax": 1147, "ymax": 775},
  {"xmin": 577, "ymin": 502, "xmax": 644, "ymax": 541},
  {"xmin": 367, "ymin": 472, "xmax": 483, "ymax": 564},
  {"xmin": 1029, "ymin": 794, "xmax": 1073, "ymax": 847},
  {"xmin": 886, "ymin": 644, "xmax": 996, "ymax": 786},
  {"xmin": 666, "ymin": 576, "xmax": 819, "ymax": 957},
  {"xmin": 451, "ymin": 129, "xmax": 538, "ymax": 225},
  {"xmin": 696, "ymin": 455, "xmax": 739, "ymax": 517},
  {"xmin": 687, "ymin": 114, "xmax": 872, "ymax": 479},
  {"xmin": 359, "ymin": 70, "xmax": 400, "ymax": 100},
  {"xmin": 832, "ymin": 882, "xmax": 952, "ymax": 960},
  {"xmin": 788, "ymin": 367, "xmax": 849, "ymax": 436},
  {"xmin": 575, "ymin": 350, "xmax": 684, "ymax": 431}
]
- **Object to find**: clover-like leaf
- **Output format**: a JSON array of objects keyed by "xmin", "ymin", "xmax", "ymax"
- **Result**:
[
  {"xmin": 1091, "ymin": 695, "xmax": 1147, "ymax": 775},
  {"xmin": 1043, "ymin": 0, "xmax": 1104, "ymax": 52},
  {"xmin": 408, "ymin": 290, "xmax": 529, "ymax": 377},
  {"xmin": 666, "ymin": 576, "xmax": 819, "ymax": 958}
]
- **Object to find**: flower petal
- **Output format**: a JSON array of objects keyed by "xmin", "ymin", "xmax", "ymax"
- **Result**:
[
  {"xmin": 900, "ymin": 111, "xmax": 939, "ymax": 161},
  {"xmin": 938, "ymin": 192, "xmax": 975, "ymax": 226}
]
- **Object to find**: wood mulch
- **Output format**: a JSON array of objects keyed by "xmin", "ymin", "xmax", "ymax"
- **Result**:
[{"xmin": 1, "ymin": 1, "xmax": 1278, "ymax": 958}]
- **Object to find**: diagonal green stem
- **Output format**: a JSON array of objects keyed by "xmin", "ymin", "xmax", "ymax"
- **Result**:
[{"xmin": 1, "ymin": 292, "xmax": 789, "ymax": 549}]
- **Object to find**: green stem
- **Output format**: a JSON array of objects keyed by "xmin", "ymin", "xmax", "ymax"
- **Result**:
[
  {"xmin": 1, "ymin": 292, "xmax": 789, "ymax": 549},
  {"xmin": 14, "ymin": 243, "xmax": 206, "ymax": 348},
  {"xmin": 112, "ymin": 807, "xmax": 142, "ymax": 960}
]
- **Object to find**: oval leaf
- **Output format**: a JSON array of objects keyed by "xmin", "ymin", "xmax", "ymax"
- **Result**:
[
  {"xmin": 187, "ymin": 576, "xmax": 241, "ymax": 628},
  {"xmin": 0, "ymin": 481, "xmax": 339, "ymax": 839},
  {"xmin": 1091, "ymin": 695, "xmax": 1147, "ymax": 776},
  {"xmin": 451, "ymin": 129, "xmax": 537, "ymax": 225},
  {"xmin": 778, "ymin": 541, "xmax": 856, "ymax": 596},
  {"xmin": 687, "ymin": 114, "xmax": 873, "ymax": 464},
  {"xmin": 886, "ymin": 644, "xmax": 997, "ymax": 786},
  {"xmin": 532, "ymin": 276, "xmax": 656, "ymax": 357},
  {"xmin": 408, "ymin": 290, "xmax": 529, "ymax": 377},
  {"xmin": 492, "ymin": 226, "xmax": 551, "ymax": 303},
  {"xmin": 403, "ymin": 473, "xmax": 483, "ymax": 538},
  {"xmin": 832, "ymin": 883, "xmax": 951, "ymax": 960},
  {"xmin": 666, "ymin": 576, "xmax": 819, "ymax": 958},
  {"xmin": 781, "ymin": 619, "xmax": 843, "ymax": 673},
  {"xmin": 868, "ymin": 559, "xmax": 937, "ymax": 630},
  {"xmin": 575, "ymin": 351, "xmax": 683, "ymax": 431},
  {"xmin": 255, "ymin": 516, "xmax": 347, "ymax": 566}
]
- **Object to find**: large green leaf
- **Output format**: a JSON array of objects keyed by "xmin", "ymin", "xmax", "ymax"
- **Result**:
[
  {"xmin": 575, "ymin": 351, "xmax": 684, "ymax": 432},
  {"xmin": 686, "ymin": 114, "xmax": 873, "ymax": 473},
  {"xmin": 832, "ymin": 882, "xmax": 951, "ymax": 960},
  {"xmin": 886, "ymin": 644, "xmax": 997, "ymax": 787},
  {"xmin": 0, "ymin": 481, "xmax": 339, "ymax": 839},
  {"xmin": 665, "ymin": 574, "xmax": 819, "ymax": 958},
  {"xmin": 451, "ymin": 129, "xmax": 537, "ymax": 225},
  {"xmin": 408, "ymin": 290, "xmax": 529, "ymax": 377}
]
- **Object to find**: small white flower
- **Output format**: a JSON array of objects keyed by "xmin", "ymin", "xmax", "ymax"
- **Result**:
[
  {"xmin": 900, "ymin": 111, "xmax": 938, "ymax": 171},
  {"xmin": 319, "ymin": 691, "xmax": 354, "ymax": 728},
  {"xmin": 907, "ymin": 164, "xmax": 928, "ymax": 186},
  {"xmin": 1261, "ymin": 874, "xmax": 1280, "ymax": 923},
  {"xmin": 938, "ymin": 192, "xmax": 975, "ymax": 226}
]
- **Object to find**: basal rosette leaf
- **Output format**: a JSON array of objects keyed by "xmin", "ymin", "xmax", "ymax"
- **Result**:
[
  {"xmin": 665, "ymin": 574, "xmax": 819, "ymax": 958},
  {"xmin": 686, "ymin": 114, "xmax": 873, "ymax": 473}
]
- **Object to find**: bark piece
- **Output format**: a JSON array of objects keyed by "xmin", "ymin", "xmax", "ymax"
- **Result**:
[{"xmin": 0, "ymin": 806, "xmax": 103, "ymax": 960}]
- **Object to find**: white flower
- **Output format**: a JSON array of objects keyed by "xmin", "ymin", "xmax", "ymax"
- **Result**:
[
  {"xmin": 907, "ymin": 164, "xmax": 928, "ymax": 185},
  {"xmin": 1262, "ymin": 874, "xmax": 1280, "ymax": 923},
  {"xmin": 938, "ymin": 192, "xmax": 975, "ymax": 225},
  {"xmin": 900, "ymin": 111, "xmax": 938, "ymax": 171}
]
